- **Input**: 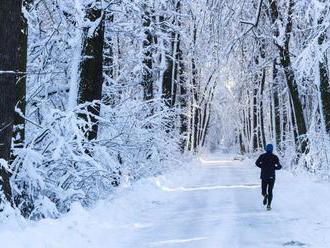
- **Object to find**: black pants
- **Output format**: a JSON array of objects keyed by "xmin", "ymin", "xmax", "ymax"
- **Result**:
[{"xmin": 261, "ymin": 178, "xmax": 275, "ymax": 205}]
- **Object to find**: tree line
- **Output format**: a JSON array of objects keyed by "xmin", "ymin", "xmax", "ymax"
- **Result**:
[
  {"xmin": 0, "ymin": 0, "xmax": 219, "ymax": 217},
  {"xmin": 220, "ymin": 0, "xmax": 330, "ymax": 173}
]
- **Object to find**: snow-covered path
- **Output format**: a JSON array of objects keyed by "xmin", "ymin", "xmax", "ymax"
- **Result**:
[{"xmin": 1, "ymin": 154, "xmax": 330, "ymax": 248}]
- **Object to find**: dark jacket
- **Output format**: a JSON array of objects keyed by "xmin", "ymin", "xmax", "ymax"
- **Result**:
[{"xmin": 255, "ymin": 152, "xmax": 282, "ymax": 180}]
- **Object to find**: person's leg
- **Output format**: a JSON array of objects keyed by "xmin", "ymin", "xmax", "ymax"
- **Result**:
[
  {"xmin": 261, "ymin": 180, "xmax": 267, "ymax": 196},
  {"xmin": 261, "ymin": 180, "xmax": 268, "ymax": 205},
  {"xmin": 267, "ymin": 179, "xmax": 275, "ymax": 206}
]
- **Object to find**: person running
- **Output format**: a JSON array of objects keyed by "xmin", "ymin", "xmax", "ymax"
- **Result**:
[{"xmin": 255, "ymin": 144, "xmax": 282, "ymax": 210}]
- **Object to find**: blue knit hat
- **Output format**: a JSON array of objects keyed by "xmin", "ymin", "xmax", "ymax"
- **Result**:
[{"xmin": 265, "ymin": 144, "xmax": 273, "ymax": 153}]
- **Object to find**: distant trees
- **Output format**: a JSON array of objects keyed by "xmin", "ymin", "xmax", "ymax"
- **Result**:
[{"xmin": 212, "ymin": 0, "xmax": 330, "ymax": 173}]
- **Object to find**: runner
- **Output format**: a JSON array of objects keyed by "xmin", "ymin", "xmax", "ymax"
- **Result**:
[{"xmin": 255, "ymin": 144, "xmax": 282, "ymax": 210}]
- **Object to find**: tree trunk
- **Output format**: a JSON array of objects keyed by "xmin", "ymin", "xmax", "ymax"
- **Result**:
[
  {"xmin": 239, "ymin": 132, "xmax": 246, "ymax": 154},
  {"xmin": 103, "ymin": 14, "xmax": 115, "ymax": 106},
  {"xmin": 13, "ymin": 1, "xmax": 28, "ymax": 152},
  {"xmin": 178, "ymin": 46, "xmax": 187, "ymax": 151},
  {"xmin": 190, "ymin": 24, "xmax": 199, "ymax": 152},
  {"xmin": 78, "ymin": 6, "xmax": 105, "ymax": 141},
  {"xmin": 142, "ymin": 7, "xmax": 154, "ymax": 102},
  {"xmin": 0, "ymin": 0, "xmax": 23, "ymax": 202},
  {"xmin": 201, "ymin": 79, "xmax": 217, "ymax": 147},
  {"xmin": 162, "ymin": 30, "xmax": 176, "ymax": 107},
  {"xmin": 268, "ymin": 0, "xmax": 308, "ymax": 153},
  {"xmin": 163, "ymin": 30, "xmax": 179, "ymax": 107},
  {"xmin": 252, "ymin": 84, "xmax": 259, "ymax": 151},
  {"xmin": 272, "ymin": 60, "xmax": 281, "ymax": 149},
  {"xmin": 259, "ymin": 43, "xmax": 266, "ymax": 148},
  {"xmin": 318, "ymin": 18, "xmax": 330, "ymax": 134},
  {"xmin": 260, "ymin": 68, "xmax": 266, "ymax": 147},
  {"xmin": 168, "ymin": 0, "xmax": 187, "ymax": 151}
]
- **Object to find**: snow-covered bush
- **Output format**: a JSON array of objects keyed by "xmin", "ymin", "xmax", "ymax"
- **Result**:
[{"xmin": 11, "ymin": 98, "xmax": 180, "ymax": 218}]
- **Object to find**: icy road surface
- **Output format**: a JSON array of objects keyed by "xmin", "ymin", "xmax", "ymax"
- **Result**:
[{"xmin": 1, "ymin": 154, "xmax": 330, "ymax": 248}]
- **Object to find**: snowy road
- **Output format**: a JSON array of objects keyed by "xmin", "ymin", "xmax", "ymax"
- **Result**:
[{"xmin": 1, "ymin": 154, "xmax": 330, "ymax": 247}]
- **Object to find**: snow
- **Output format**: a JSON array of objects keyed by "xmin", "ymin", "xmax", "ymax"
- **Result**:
[{"xmin": 1, "ymin": 154, "xmax": 330, "ymax": 248}]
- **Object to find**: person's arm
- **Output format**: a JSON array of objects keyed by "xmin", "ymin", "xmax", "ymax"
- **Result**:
[
  {"xmin": 255, "ymin": 155, "xmax": 263, "ymax": 168},
  {"xmin": 275, "ymin": 156, "xmax": 282, "ymax": 170}
]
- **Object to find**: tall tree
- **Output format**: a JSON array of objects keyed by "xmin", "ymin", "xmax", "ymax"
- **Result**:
[
  {"xmin": 162, "ymin": 1, "xmax": 183, "ymax": 108},
  {"xmin": 13, "ymin": 0, "xmax": 29, "ymax": 152},
  {"xmin": 317, "ymin": 11, "xmax": 330, "ymax": 134},
  {"xmin": 259, "ymin": 43, "xmax": 267, "ymax": 148},
  {"xmin": 103, "ymin": 13, "xmax": 115, "ymax": 106},
  {"xmin": 0, "ymin": 0, "xmax": 23, "ymax": 202},
  {"xmin": 142, "ymin": 4, "xmax": 154, "ymax": 102},
  {"xmin": 78, "ymin": 3, "xmax": 105, "ymax": 141},
  {"xmin": 272, "ymin": 60, "xmax": 282, "ymax": 149},
  {"xmin": 189, "ymin": 23, "xmax": 200, "ymax": 152},
  {"xmin": 268, "ymin": 0, "xmax": 308, "ymax": 153}
]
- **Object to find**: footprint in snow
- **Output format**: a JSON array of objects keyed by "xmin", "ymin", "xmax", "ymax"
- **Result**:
[{"xmin": 283, "ymin": 241, "xmax": 307, "ymax": 247}]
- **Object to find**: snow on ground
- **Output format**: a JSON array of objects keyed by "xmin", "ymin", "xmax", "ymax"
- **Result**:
[{"xmin": 1, "ymin": 154, "xmax": 330, "ymax": 248}]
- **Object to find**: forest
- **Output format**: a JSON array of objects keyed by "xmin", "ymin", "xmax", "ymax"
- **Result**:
[{"xmin": 1, "ymin": 0, "xmax": 330, "ymax": 221}]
